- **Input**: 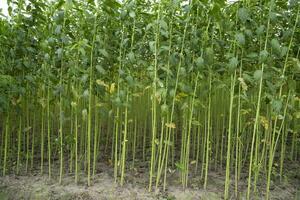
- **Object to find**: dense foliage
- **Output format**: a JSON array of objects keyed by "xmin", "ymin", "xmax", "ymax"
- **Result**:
[{"xmin": 0, "ymin": 0, "xmax": 299, "ymax": 199}]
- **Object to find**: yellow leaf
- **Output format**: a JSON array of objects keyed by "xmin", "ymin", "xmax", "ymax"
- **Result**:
[
  {"xmin": 38, "ymin": 98, "xmax": 46, "ymax": 108},
  {"xmin": 109, "ymin": 83, "xmax": 116, "ymax": 94},
  {"xmin": 176, "ymin": 92, "xmax": 188, "ymax": 100},
  {"xmin": 260, "ymin": 116, "xmax": 269, "ymax": 130},
  {"xmin": 165, "ymin": 122, "xmax": 176, "ymax": 129},
  {"xmin": 132, "ymin": 92, "xmax": 141, "ymax": 97},
  {"xmin": 155, "ymin": 92, "xmax": 161, "ymax": 104},
  {"xmin": 190, "ymin": 160, "xmax": 197, "ymax": 165},
  {"xmin": 241, "ymin": 109, "xmax": 250, "ymax": 115},
  {"xmin": 23, "ymin": 126, "xmax": 32, "ymax": 132},
  {"xmin": 71, "ymin": 101, "xmax": 77, "ymax": 107},
  {"xmin": 238, "ymin": 77, "xmax": 248, "ymax": 91},
  {"xmin": 96, "ymin": 103, "xmax": 104, "ymax": 107},
  {"xmin": 144, "ymin": 85, "xmax": 151, "ymax": 90},
  {"xmin": 96, "ymin": 79, "xmax": 108, "ymax": 88},
  {"xmin": 294, "ymin": 112, "xmax": 300, "ymax": 119},
  {"xmin": 108, "ymin": 159, "xmax": 112, "ymax": 166}
]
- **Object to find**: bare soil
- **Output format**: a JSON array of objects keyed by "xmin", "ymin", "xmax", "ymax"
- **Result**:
[{"xmin": 0, "ymin": 161, "xmax": 299, "ymax": 200}]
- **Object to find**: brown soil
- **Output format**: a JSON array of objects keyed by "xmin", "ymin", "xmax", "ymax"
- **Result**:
[{"xmin": 0, "ymin": 161, "xmax": 299, "ymax": 200}]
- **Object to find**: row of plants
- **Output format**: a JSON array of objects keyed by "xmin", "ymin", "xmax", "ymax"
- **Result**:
[{"xmin": 0, "ymin": 0, "xmax": 299, "ymax": 199}]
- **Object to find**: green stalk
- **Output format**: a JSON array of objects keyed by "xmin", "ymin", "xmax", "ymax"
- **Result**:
[
  {"xmin": 265, "ymin": 7, "xmax": 299, "ymax": 199},
  {"xmin": 224, "ymin": 71, "xmax": 236, "ymax": 199},
  {"xmin": 235, "ymin": 51, "xmax": 243, "ymax": 197},
  {"xmin": 120, "ymin": 91, "xmax": 129, "ymax": 186},
  {"xmin": 41, "ymin": 90, "xmax": 45, "ymax": 174},
  {"xmin": 114, "ymin": 25, "xmax": 125, "ymax": 183},
  {"xmin": 247, "ymin": 1, "xmax": 274, "ymax": 198},
  {"xmin": 31, "ymin": 112, "xmax": 35, "ymax": 169},
  {"xmin": 155, "ymin": 10, "xmax": 174, "ymax": 189},
  {"xmin": 16, "ymin": 115, "xmax": 22, "ymax": 174},
  {"xmin": 25, "ymin": 88, "xmax": 30, "ymax": 173},
  {"xmin": 70, "ymin": 101, "xmax": 74, "ymax": 173},
  {"xmin": 74, "ymin": 85, "xmax": 79, "ymax": 184},
  {"xmin": 59, "ymin": 7, "xmax": 67, "ymax": 185},
  {"xmin": 204, "ymin": 70, "xmax": 212, "ymax": 190},
  {"xmin": 184, "ymin": 73, "xmax": 199, "ymax": 188},
  {"xmin": 149, "ymin": 2, "xmax": 161, "ymax": 191},
  {"xmin": 163, "ymin": 3, "xmax": 191, "ymax": 191},
  {"xmin": 0, "ymin": 120, "xmax": 4, "ymax": 172},
  {"xmin": 143, "ymin": 118, "xmax": 147, "ymax": 162},
  {"xmin": 195, "ymin": 110, "xmax": 201, "ymax": 173},
  {"xmin": 87, "ymin": 11, "xmax": 98, "ymax": 187},
  {"xmin": 201, "ymin": 110, "xmax": 207, "ymax": 179},
  {"xmin": 2, "ymin": 114, "xmax": 9, "ymax": 176},
  {"xmin": 47, "ymin": 80, "xmax": 51, "ymax": 179},
  {"xmin": 93, "ymin": 95, "xmax": 99, "ymax": 178},
  {"xmin": 132, "ymin": 117, "xmax": 137, "ymax": 168},
  {"xmin": 279, "ymin": 124, "xmax": 286, "ymax": 182}
]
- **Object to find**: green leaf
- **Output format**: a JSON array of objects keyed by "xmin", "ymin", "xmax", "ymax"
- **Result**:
[
  {"xmin": 246, "ymin": 52, "xmax": 258, "ymax": 58},
  {"xmin": 126, "ymin": 75, "xmax": 134, "ymax": 86},
  {"xmin": 96, "ymin": 65, "xmax": 106, "ymax": 75},
  {"xmin": 55, "ymin": 25, "xmax": 62, "ymax": 35},
  {"xmin": 175, "ymin": 162, "xmax": 185, "ymax": 172},
  {"xmin": 169, "ymin": 89, "xmax": 176, "ymax": 98},
  {"xmin": 291, "ymin": 58, "xmax": 300, "ymax": 71},
  {"xmin": 195, "ymin": 57, "xmax": 204, "ymax": 68},
  {"xmin": 83, "ymin": 90, "xmax": 89, "ymax": 98},
  {"xmin": 179, "ymin": 67, "xmax": 186, "ymax": 76},
  {"xmin": 128, "ymin": 52, "xmax": 135, "ymax": 62},
  {"xmin": 269, "ymin": 12, "xmax": 277, "ymax": 22},
  {"xmin": 160, "ymin": 19, "xmax": 168, "ymax": 30},
  {"xmin": 271, "ymin": 39, "xmax": 281, "ymax": 54},
  {"xmin": 204, "ymin": 47, "xmax": 214, "ymax": 64},
  {"xmin": 272, "ymin": 99, "xmax": 282, "ymax": 114},
  {"xmin": 65, "ymin": 0, "xmax": 73, "ymax": 10},
  {"xmin": 103, "ymin": 0, "xmax": 121, "ymax": 9},
  {"xmin": 161, "ymin": 104, "xmax": 168, "ymax": 113},
  {"xmin": 238, "ymin": 7, "xmax": 249, "ymax": 22},
  {"xmin": 280, "ymin": 47, "xmax": 288, "ymax": 57},
  {"xmin": 99, "ymin": 49, "xmax": 109, "ymax": 58},
  {"xmin": 129, "ymin": 11, "xmax": 135, "ymax": 18},
  {"xmin": 294, "ymin": 112, "xmax": 300, "ymax": 119},
  {"xmin": 256, "ymin": 25, "xmax": 265, "ymax": 36},
  {"xmin": 245, "ymin": 29, "xmax": 252, "ymax": 37},
  {"xmin": 56, "ymin": 48, "xmax": 63, "ymax": 58},
  {"xmin": 79, "ymin": 48, "xmax": 86, "ymax": 56},
  {"xmin": 160, "ymin": 45, "xmax": 170, "ymax": 52},
  {"xmin": 149, "ymin": 41, "xmax": 155, "ymax": 52},
  {"xmin": 235, "ymin": 32, "xmax": 245, "ymax": 46},
  {"xmin": 192, "ymin": 120, "xmax": 201, "ymax": 126},
  {"xmin": 228, "ymin": 57, "xmax": 239, "ymax": 71},
  {"xmin": 253, "ymin": 70, "xmax": 263, "ymax": 81},
  {"xmin": 259, "ymin": 50, "xmax": 269, "ymax": 62},
  {"xmin": 55, "ymin": 0, "xmax": 65, "ymax": 9}
]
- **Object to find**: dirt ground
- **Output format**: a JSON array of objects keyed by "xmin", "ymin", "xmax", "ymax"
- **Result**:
[{"xmin": 0, "ymin": 161, "xmax": 299, "ymax": 200}]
